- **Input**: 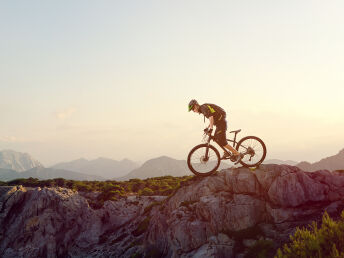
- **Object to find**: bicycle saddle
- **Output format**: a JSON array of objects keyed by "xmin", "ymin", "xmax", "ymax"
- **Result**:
[{"xmin": 230, "ymin": 129, "xmax": 241, "ymax": 134}]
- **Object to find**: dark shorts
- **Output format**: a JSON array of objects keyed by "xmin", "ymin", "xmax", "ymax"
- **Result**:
[{"xmin": 214, "ymin": 119, "xmax": 228, "ymax": 146}]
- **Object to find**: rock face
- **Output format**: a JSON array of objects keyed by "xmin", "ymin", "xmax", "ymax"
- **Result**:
[{"xmin": 1, "ymin": 164, "xmax": 344, "ymax": 257}]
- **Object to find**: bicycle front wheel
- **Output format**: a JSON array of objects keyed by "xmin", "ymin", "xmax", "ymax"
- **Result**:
[
  {"xmin": 187, "ymin": 144, "xmax": 220, "ymax": 176},
  {"xmin": 236, "ymin": 136, "xmax": 267, "ymax": 167}
]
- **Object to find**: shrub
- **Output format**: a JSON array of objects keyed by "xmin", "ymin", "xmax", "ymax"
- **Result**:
[
  {"xmin": 276, "ymin": 211, "xmax": 344, "ymax": 258},
  {"xmin": 141, "ymin": 187, "xmax": 154, "ymax": 196}
]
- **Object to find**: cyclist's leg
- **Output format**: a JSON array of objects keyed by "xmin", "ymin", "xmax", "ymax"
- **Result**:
[
  {"xmin": 215, "ymin": 121, "xmax": 230, "ymax": 149},
  {"xmin": 220, "ymin": 120, "xmax": 240, "ymax": 155}
]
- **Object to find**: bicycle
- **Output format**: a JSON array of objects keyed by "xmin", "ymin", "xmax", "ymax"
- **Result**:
[{"xmin": 187, "ymin": 129, "xmax": 267, "ymax": 176}]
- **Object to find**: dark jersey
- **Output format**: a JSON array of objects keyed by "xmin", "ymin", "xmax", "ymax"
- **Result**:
[{"xmin": 199, "ymin": 103, "xmax": 226, "ymax": 125}]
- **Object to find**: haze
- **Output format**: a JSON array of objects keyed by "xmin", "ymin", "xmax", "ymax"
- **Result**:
[{"xmin": 1, "ymin": 1, "xmax": 344, "ymax": 166}]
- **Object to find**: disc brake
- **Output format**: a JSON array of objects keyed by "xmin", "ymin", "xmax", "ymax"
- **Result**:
[{"xmin": 200, "ymin": 155, "xmax": 209, "ymax": 164}]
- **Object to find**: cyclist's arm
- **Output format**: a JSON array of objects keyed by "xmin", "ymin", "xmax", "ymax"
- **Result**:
[{"xmin": 208, "ymin": 116, "xmax": 214, "ymax": 130}]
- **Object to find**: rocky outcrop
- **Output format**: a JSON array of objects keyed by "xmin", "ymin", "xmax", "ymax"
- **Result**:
[{"xmin": 1, "ymin": 164, "xmax": 344, "ymax": 258}]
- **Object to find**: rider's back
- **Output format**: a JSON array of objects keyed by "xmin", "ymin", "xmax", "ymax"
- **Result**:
[{"xmin": 199, "ymin": 103, "xmax": 226, "ymax": 124}]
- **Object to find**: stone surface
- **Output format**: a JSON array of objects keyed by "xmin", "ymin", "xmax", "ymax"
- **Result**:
[{"xmin": 1, "ymin": 164, "xmax": 344, "ymax": 257}]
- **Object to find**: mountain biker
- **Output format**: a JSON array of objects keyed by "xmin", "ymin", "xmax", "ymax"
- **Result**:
[{"xmin": 188, "ymin": 99, "xmax": 243, "ymax": 164}]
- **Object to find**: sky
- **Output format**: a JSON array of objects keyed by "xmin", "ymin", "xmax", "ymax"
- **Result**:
[{"xmin": 1, "ymin": 1, "xmax": 344, "ymax": 166}]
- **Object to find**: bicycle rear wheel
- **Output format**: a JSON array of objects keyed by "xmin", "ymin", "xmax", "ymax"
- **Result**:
[
  {"xmin": 236, "ymin": 136, "xmax": 266, "ymax": 167},
  {"xmin": 187, "ymin": 144, "xmax": 220, "ymax": 176}
]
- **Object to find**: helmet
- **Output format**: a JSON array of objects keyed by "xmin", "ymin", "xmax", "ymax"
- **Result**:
[{"xmin": 188, "ymin": 99, "xmax": 198, "ymax": 112}]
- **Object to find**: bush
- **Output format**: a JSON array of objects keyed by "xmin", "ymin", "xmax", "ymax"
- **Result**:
[
  {"xmin": 4, "ymin": 175, "xmax": 194, "ymax": 209},
  {"xmin": 276, "ymin": 211, "xmax": 344, "ymax": 258},
  {"xmin": 141, "ymin": 187, "xmax": 154, "ymax": 196}
]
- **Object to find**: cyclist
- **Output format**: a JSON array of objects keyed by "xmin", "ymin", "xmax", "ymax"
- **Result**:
[{"xmin": 188, "ymin": 99, "xmax": 243, "ymax": 164}]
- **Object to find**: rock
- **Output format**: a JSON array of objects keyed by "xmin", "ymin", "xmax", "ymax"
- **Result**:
[
  {"xmin": 1, "ymin": 164, "xmax": 344, "ymax": 257},
  {"xmin": 242, "ymin": 239, "xmax": 256, "ymax": 248},
  {"xmin": 182, "ymin": 233, "xmax": 235, "ymax": 258}
]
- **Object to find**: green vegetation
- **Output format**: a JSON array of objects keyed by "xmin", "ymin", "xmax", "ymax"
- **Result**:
[
  {"xmin": 276, "ymin": 211, "xmax": 344, "ymax": 258},
  {"xmin": 0, "ymin": 175, "xmax": 193, "ymax": 208}
]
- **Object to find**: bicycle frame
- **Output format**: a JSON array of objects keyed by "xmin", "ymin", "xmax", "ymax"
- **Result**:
[{"xmin": 204, "ymin": 131, "xmax": 240, "ymax": 158}]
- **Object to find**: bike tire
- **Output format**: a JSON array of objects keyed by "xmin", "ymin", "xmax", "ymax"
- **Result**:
[
  {"xmin": 187, "ymin": 144, "xmax": 220, "ymax": 176},
  {"xmin": 236, "ymin": 136, "xmax": 267, "ymax": 167}
]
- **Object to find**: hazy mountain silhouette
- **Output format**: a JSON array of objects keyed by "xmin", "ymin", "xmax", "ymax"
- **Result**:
[
  {"xmin": 0, "ymin": 168, "xmax": 18, "ymax": 181},
  {"xmin": 116, "ymin": 156, "xmax": 190, "ymax": 181},
  {"xmin": 51, "ymin": 157, "xmax": 138, "ymax": 179},
  {"xmin": 297, "ymin": 148, "xmax": 344, "ymax": 172},
  {"xmin": 263, "ymin": 159, "xmax": 298, "ymax": 166},
  {"xmin": 116, "ymin": 156, "xmax": 232, "ymax": 181},
  {"xmin": 0, "ymin": 150, "xmax": 43, "ymax": 172},
  {"xmin": 0, "ymin": 167, "xmax": 104, "ymax": 181}
]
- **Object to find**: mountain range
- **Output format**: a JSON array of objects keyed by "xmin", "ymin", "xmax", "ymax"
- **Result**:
[
  {"xmin": 0, "ymin": 149, "xmax": 43, "ymax": 172},
  {"xmin": 297, "ymin": 148, "xmax": 344, "ymax": 172},
  {"xmin": 263, "ymin": 159, "xmax": 298, "ymax": 166},
  {"xmin": 116, "ymin": 156, "xmax": 191, "ymax": 181},
  {"xmin": 51, "ymin": 157, "xmax": 139, "ymax": 179},
  {"xmin": 0, "ymin": 167, "xmax": 104, "ymax": 181},
  {"xmin": 115, "ymin": 156, "xmax": 233, "ymax": 181},
  {"xmin": 1, "ymin": 148, "xmax": 344, "ymax": 182}
]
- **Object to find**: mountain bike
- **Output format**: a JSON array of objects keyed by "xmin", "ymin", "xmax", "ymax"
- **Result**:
[{"xmin": 187, "ymin": 129, "xmax": 267, "ymax": 176}]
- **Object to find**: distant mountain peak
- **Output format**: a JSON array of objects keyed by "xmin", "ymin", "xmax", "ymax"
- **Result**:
[
  {"xmin": 77, "ymin": 158, "xmax": 88, "ymax": 161},
  {"xmin": 0, "ymin": 149, "xmax": 43, "ymax": 172},
  {"xmin": 96, "ymin": 157, "xmax": 108, "ymax": 160},
  {"xmin": 152, "ymin": 155, "xmax": 176, "ymax": 161},
  {"xmin": 51, "ymin": 157, "xmax": 139, "ymax": 179},
  {"xmin": 297, "ymin": 148, "xmax": 344, "ymax": 172}
]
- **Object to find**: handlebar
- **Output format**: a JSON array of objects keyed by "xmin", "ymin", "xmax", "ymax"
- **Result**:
[{"xmin": 202, "ymin": 130, "xmax": 214, "ymax": 143}]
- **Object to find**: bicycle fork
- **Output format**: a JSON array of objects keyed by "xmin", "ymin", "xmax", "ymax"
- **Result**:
[{"xmin": 203, "ymin": 136, "xmax": 211, "ymax": 162}]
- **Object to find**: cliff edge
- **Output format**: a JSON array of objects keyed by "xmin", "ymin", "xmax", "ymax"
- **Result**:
[{"xmin": 1, "ymin": 164, "xmax": 344, "ymax": 258}]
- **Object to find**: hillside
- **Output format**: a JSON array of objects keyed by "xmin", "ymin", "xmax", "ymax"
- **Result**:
[
  {"xmin": 1, "ymin": 164, "xmax": 344, "ymax": 257},
  {"xmin": 51, "ymin": 157, "xmax": 138, "ymax": 179},
  {"xmin": 116, "ymin": 156, "xmax": 231, "ymax": 181},
  {"xmin": 297, "ymin": 148, "xmax": 344, "ymax": 172},
  {"xmin": 116, "ymin": 156, "xmax": 191, "ymax": 180},
  {"xmin": 263, "ymin": 159, "xmax": 298, "ymax": 166},
  {"xmin": 0, "ymin": 167, "xmax": 104, "ymax": 181}
]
